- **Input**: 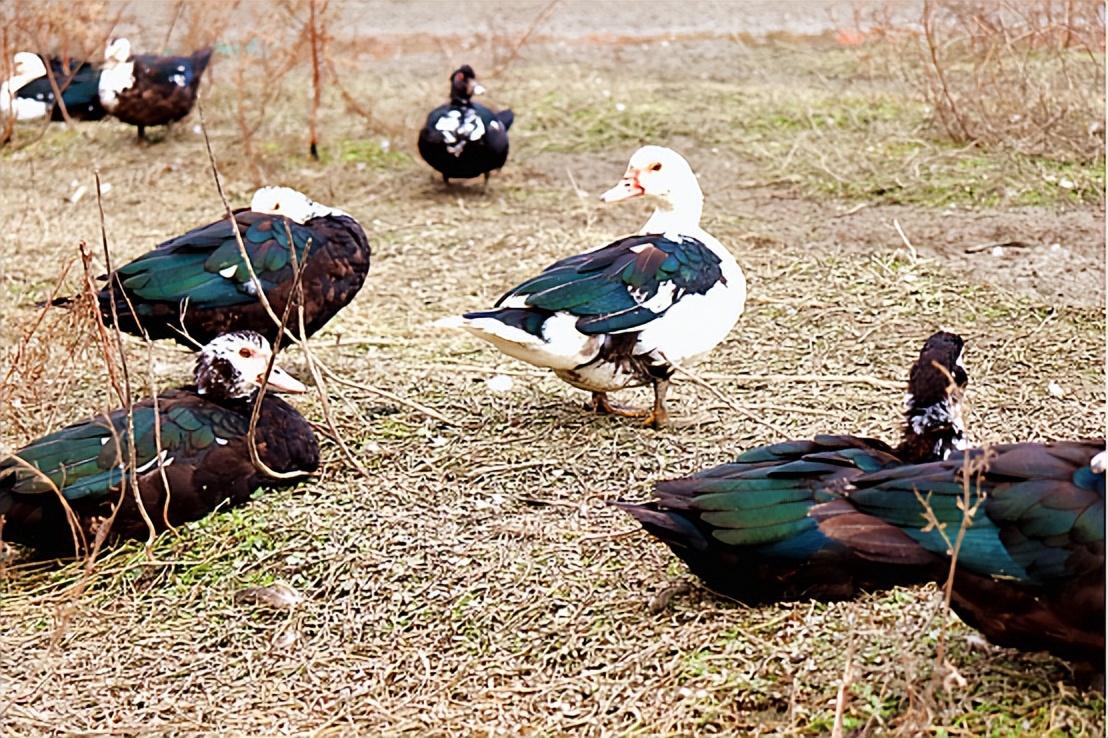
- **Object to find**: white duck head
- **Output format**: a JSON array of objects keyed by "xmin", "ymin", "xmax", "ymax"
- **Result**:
[
  {"xmin": 104, "ymin": 38, "xmax": 132, "ymax": 66},
  {"xmin": 600, "ymin": 145, "xmax": 704, "ymax": 234},
  {"xmin": 250, "ymin": 186, "xmax": 349, "ymax": 223},
  {"xmin": 195, "ymin": 331, "xmax": 307, "ymax": 400}
]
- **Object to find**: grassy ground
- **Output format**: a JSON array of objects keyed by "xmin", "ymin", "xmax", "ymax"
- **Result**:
[{"xmin": 0, "ymin": 18, "xmax": 1104, "ymax": 738}]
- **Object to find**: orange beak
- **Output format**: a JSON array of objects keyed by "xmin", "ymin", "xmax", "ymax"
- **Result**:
[{"xmin": 600, "ymin": 168, "xmax": 644, "ymax": 202}]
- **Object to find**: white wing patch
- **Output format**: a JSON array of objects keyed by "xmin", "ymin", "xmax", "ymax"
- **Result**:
[
  {"xmin": 219, "ymin": 265, "xmax": 238, "ymax": 279},
  {"xmin": 434, "ymin": 108, "xmax": 486, "ymax": 157},
  {"xmin": 135, "ymin": 449, "xmax": 175, "ymax": 473}
]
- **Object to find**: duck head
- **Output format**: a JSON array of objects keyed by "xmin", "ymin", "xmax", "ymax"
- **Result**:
[
  {"xmin": 195, "ymin": 331, "xmax": 307, "ymax": 400},
  {"xmin": 898, "ymin": 331, "xmax": 968, "ymax": 461},
  {"xmin": 103, "ymin": 38, "xmax": 132, "ymax": 66},
  {"xmin": 250, "ymin": 186, "xmax": 348, "ymax": 223},
  {"xmin": 9, "ymin": 52, "xmax": 46, "ymax": 82},
  {"xmin": 449, "ymin": 64, "xmax": 484, "ymax": 103},
  {"xmin": 600, "ymin": 146, "xmax": 704, "ymax": 234}
]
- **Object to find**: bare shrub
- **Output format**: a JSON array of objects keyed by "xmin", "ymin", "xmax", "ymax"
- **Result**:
[{"xmin": 886, "ymin": 0, "xmax": 1105, "ymax": 162}]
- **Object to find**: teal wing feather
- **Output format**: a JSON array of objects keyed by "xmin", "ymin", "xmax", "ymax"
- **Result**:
[
  {"xmin": 493, "ymin": 234, "xmax": 723, "ymax": 335},
  {"xmin": 111, "ymin": 212, "xmax": 316, "ymax": 310},
  {"xmin": 0, "ymin": 394, "xmax": 247, "ymax": 508},
  {"xmin": 846, "ymin": 441, "xmax": 1106, "ymax": 584}
]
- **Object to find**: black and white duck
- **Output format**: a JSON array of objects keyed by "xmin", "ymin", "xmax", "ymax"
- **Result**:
[
  {"xmin": 456, "ymin": 146, "xmax": 746, "ymax": 427},
  {"xmin": 98, "ymin": 38, "xmax": 213, "ymax": 140},
  {"xmin": 60, "ymin": 186, "xmax": 371, "ymax": 346},
  {"xmin": 417, "ymin": 64, "xmax": 514, "ymax": 185},
  {"xmin": 0, "ymin": 52, "xmax": 105, "ymax": 122},
  {"xmin": 616, "ymin": 331, "xmax": 969, "ymax": 603},
  {"xmin": 0, "ymin": 331, "xmax": 319, "ymax": 556}
]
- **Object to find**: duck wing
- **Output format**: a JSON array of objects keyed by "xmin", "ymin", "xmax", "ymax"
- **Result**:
[{"xmin": 496, "ymin": 234, "xmax": 724, "ymax": 335}]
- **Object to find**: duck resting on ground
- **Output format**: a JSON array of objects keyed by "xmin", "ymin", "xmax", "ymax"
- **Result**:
[
  {"xmin": 417, "ymin": 64, "xmax": 514, "ymax": 185},
  {"xmin": 455, "ymin": 146, "xmax": 746, "ymax": 428},
  {"xmin": 617, "ymin": 330, "xmax": 970, "ymax": 603},
  {"xmin": 0, "ymin": 52, "xmax": 105, "ymax": 122},
  {"xmin": 98, "ymin": 37, "xmax": 213, "ymax": 140},
  {"xmin": 0, "ymin": 331, "xmax": 319, "ymax": 557},
  {"xmin": 53, "ymin": 186, "xmax": 371, "ymax": 347}
]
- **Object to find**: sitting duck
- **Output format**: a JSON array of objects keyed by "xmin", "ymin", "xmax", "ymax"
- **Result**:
[
  {"xmin": 98, "ymin": 38, "xmax": 213, "ymax": 140},
  {"xmin": 457, "ymin": 146, "xmax": 746, "ymax": 427},
  {"xmin": 616, "ymin": 331, "xmax": 970, "ymax": 603},
  {"xmin": 417, "ymin": 64, "xmax": 514, "ymax": 185},
  {"xmin": 0, "ymin": 52, "xmax": 105, "ymax": 122},
  {"xmin": 0, "ymin": 331, "xmax": 319, "ymax": 556},
  {"xmin": 57, "ymin": 187, "xmax": 371, "ymax": 346}
]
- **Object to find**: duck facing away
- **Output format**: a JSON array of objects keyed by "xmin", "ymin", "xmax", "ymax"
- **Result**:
[
  {"xmin": 0, "ymin": 331, "xmax": 319, "ymax": 556},
  {"xmin": 0, "ymin": 52, "xmax": 105, "ymax": 122},
  {"xmin": 98, "ymin": 38, "xmax": 213, "ymax": 140},
  {"xmin": 617, "ymin": 331, "xmax": 969, "ymax": 603},
  {"xmin": 417, "ymin": 65, "xmax": 514, "ymax": 185},
  {"xmin": 457, "ymin": 146, "xmax": 745, "ymax": 427},
  {"xmin": 60, "ymin": 186, "xmax": 371, "ymax": 346}
]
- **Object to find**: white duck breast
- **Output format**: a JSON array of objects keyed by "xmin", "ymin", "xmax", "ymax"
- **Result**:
[
  {"xmin": 457, "ymin": 145, "xmax": 746, "ymax": 426},
  {"xmin": 434, "ymin": 107, "xmax": 486, "ymax": 156}
]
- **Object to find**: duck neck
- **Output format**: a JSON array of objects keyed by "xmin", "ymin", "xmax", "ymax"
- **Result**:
[
  {"xmin": 893, "ymin": 393, "xmax": 966, "ymax": 463},
  {"xmin": 640, "ymin": 186, "xmax": 704, "ymax": 235}
]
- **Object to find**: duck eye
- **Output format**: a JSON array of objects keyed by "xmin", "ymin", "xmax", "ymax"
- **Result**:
[
  {"xmin": 239, "ymin": 348, "xmax": 253, "ymax": 358},
  {"xmin": 648, "ymin": 162, "xmax": 662, "ymax": 172}
]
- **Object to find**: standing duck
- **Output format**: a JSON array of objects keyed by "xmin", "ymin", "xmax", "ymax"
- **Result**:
[
  {"xmin": 417, "ymin": 65, "xmax": 514, "ymax": 185},
  {"xmin": 98, "ymin": 38, "xmax": 213, "ymax": 140},
  {"xmin": 62, "ymin": 187, "xmax": 370, "ymax": 346},
  {"xmin": 0, "ymin": 52, "xmax": 105, "ymax": 122},
  {"xmin": 457, "ymin": 146, "xmax": 746, "ymax": 427},
  {"xmin": 0, "ymin": 331, "xmax": 319, "ymax": 556},
  {"xmin": 616, "ymin": 331, "xmax": 969, "ymax": 602}
]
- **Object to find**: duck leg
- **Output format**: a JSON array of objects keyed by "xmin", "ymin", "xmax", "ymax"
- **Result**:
[
  {"xmin": 441, "ymin": 173, "xmax": 450, "ymax": 186},
  {"xmin": 587, "ymin": 392, "xmax": 650, "ymax": 418},
  {"xmin": 642, "ymin": 379, "xmax": 670, "ymax": 429},
  {"xmin": 482, "ymin": 172, "xmax": 490, "ymax": 190},
  {"xmin": 137, "ymin": 125, "xmax": 146, "ymax": 142}
]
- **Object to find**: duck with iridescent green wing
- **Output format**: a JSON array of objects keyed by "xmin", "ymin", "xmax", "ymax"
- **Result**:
[
  {"xmin": 0, "ymin": 331, "xmax": 318, "ymax": 557},
  {"xmin": 54, "ymin": 187, "xmax": 370, "ymax": 347}
]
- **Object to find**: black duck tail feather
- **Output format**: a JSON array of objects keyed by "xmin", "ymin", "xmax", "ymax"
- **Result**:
[
  {"xmin": 496, "ymin": 109, "xmax": 514, "ymax": 130},
  {"xmin": 191, "ymin": 48, "xmax": 214, "ymax": 78},
  {"xmin": 612, "ymin": 501, "xmax": 710, "ymax": 553}
]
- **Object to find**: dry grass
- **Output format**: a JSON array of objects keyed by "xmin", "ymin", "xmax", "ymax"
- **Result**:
[{"xmin": 0, "ymin": 7, "xmax": 1104, "ymax": 736}]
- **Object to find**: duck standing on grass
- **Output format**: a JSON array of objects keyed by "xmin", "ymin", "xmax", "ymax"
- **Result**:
[
  {"xmin": 456, "ymin": 146, "xmax": 746, "ymax": 428},
  {"xmin": 53, "ymin": 187, "xmax": 371, "ymax": 347},
  {"xmin": 98, "ymin": 37, "xmax": 213, "ymax": 140},
  {"xmin": 0, "ymin": 331, "xmax": 319, "ymax": 557},
  {"xmin": 418, "ymin": 65, "xmax": 514, "ymax": 185},
  {"xmin": 0, "ymin": 52, "xmax": 105, "ymax": 122}
]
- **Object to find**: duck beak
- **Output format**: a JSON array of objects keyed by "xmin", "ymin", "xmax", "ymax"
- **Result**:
[
  {"xmin": 472, "ymin": 82, "xmax": 486, "ymax": 96},
  {"xmin": 260, "ymin": 364, "xmax": 308, "ymax": 394},
  {"xmin": 600, "ymin": 169, "xmax": 644, "ymax": 202}
]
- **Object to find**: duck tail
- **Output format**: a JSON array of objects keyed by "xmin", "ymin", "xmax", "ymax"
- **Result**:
[
  {"xmin": 190, "ymin": 48, "xmax": 214, "ymax": 78},
  {"xmin": 496, "ymin": 109, "xmax": 514, "ymax": 130}
]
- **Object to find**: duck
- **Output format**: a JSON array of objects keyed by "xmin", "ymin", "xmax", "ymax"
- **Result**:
[
  {"xmin": 98, "ymin": 38, "xmax": 213, "ymax": 140},
  {"xmin": 0, "ymin": 331, "xmax": 319, "ymax": 556},
  {"xmin": 0, "ymin": 52, "xmax": 106, "ymax": 122},
  {"xmin": 57, "ymin": 186, "xmax": 371, "ymax": 346},
  {"xmin": 616, "ymin": 331, "xmax": 970, "ymax": 602},
  {"xmin": 838, "ymin": 438, "xmax": 1104, "ymax": 670},
  {"xmin": 456, "ymin": 146, "xmax": 746, "ymax": 427},
  {"xmin": 417, "ymin": 64, "xmax": 514, "ymax": 185}
]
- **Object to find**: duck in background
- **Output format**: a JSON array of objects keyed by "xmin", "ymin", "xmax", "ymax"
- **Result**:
[
  {"xmin": 617, "ymin": 331, "xmax": 969, "ymax": 602},
  {"xmin": 98, "ymin": 38, "xmax": 212, "ymax": 140},
  {"xmin": 0, "ymin": 52, "xmax": 106, "ymax": 122},
  {"xmin": 455, "ymin": 146, "xmax": 745, "ymax": 428},
  {"xmin": 418, "ymin": 65, "xmax": 514, "ymax": 186},
  {"xmin": 54, "ymin": 187, "xmax": 371, "ymax": 346},
  {"xmin": 0, "ymin": 331, "xmax": 319, "ymax": 557}
]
